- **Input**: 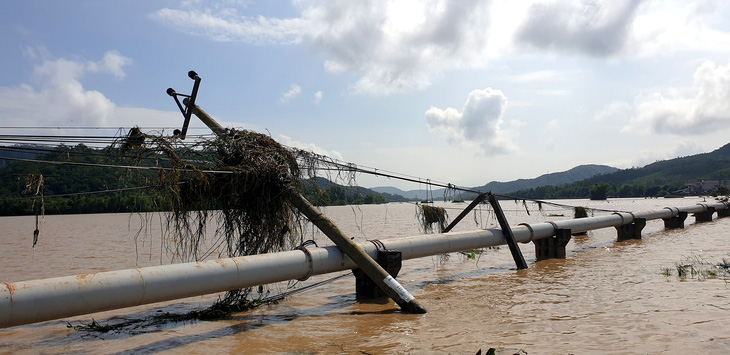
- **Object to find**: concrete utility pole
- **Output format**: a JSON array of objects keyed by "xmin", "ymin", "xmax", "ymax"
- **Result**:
[{"xmin": 175, "ymin": 71, "xmax": 426, "ymax": 313}]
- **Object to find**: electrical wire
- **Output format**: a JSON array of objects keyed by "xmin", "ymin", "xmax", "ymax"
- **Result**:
[
  {"xmin": 0, "ymin": 185, "xmax": 152, "ymax": 202},
  {"xmin": 0, "ymin": 156, "xmax": 232, "ymax": 174},
  {"xmin": 0, "ymin": 131, "xmax": 618, "ymax": 214}
]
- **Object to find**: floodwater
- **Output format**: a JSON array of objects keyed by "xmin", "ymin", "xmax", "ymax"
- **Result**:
[{"xmin": 1, "ymin": 197, "xmax": 729, "ymax": 354}]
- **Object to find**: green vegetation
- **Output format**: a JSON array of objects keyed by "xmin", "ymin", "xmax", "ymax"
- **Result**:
[
  {"xmin": 589, "ymin": 182, "xmax": 610, "ymax": 200},
  {"xmin": 662, "ymin": 254, "xmax": 730, "ymax": 282},
  {"xmin": 507, "ymin": 180, "xmax": 684, "ymax": 200},
  {"xmin": 0, "ymin": 144, "xmax": 395, "ymax": 216},
  {"xmin": 304, "ymin": 184, "xmax": 387, "ymax": 206},
  {"xmin": 0, "ymin": 144, "xmax": 160, "ymax": 216},
  {"xmin": 508, "ymin": 142, "xmax": 730, "ymax": 199}
]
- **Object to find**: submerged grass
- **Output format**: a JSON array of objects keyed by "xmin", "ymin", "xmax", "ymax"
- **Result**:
[{"xmin": 661, "ymin": 253, "xmax": 730, "ymax": 282}]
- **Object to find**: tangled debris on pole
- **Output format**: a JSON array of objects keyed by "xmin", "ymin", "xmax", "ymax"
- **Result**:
[
  {"xmin": 417, "ymin": 203, "xmax": 449, "ymax": 233},
  {"xmin": 117, "ymin": 127, "xmax": 324, "ymax": 313}
]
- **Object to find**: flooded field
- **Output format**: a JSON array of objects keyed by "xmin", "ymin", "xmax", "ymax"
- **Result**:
[{"xmin": 1, "ymin": 197, "xmax": 729, "ymax": 354}]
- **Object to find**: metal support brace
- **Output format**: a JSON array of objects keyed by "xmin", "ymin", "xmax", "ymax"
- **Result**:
[
  {"xmin": 663, "ymin": 211, "xmax": 688, "ymax": 229},
  {"xmin": 616, "ymin": 217, "xmax": 646, "ymax": 241},
  {"xmin": 442, "ymin": 193, "xmax": 487, "ymax": 233},
  {"xmin": 488, "ymin": 193, "xmax": 528, "ymax": 269},
  {"xmin": 354, "ymin": 248, "xmax": 403, "ymax": 299},
  {"xmin": 695, "ymin": 206, "xmax": 715, "ymax": 222},
  {"xmin": 534, "ymin": 228, "xmax": 571, "ymax": 261}
]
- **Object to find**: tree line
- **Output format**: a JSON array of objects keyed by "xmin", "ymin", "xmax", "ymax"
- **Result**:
[
  {"xmin": 507, "ymin": 180, "xmax": 686, "ymax": 200},
  {"xmin": 0, "ymin": 144, "xmax": 391, "ymax": 216}
]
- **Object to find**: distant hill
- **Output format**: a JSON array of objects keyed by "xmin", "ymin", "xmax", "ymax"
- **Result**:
[
  {"xmin": 585, "ymin": 142, "xmax": 730, "ymax": 186},
  {"xmin": 508, "ymin": 142, "xmax": 730, "ymax": 199},
  {"xmin": 0, "ymin": 145, "xmax": 43, "ymax": 168},
  {"xmin": 371, "ymin": 164, "xmax": 617, "ymax": 200},
  {"xmin": 472, "ymin": 164, "xmax": 618, "ymax": 193},
  {"xmin": 305, "ymin": 176, "xmax": 411, "ymax": 203}
]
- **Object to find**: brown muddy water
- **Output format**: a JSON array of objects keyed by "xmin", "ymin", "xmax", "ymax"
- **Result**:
[{"xmin": 1, "ymin": 197, "xmax": 729, "ymax": 354}]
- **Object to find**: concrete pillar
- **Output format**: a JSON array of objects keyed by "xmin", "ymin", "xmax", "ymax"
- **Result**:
[
  {"xmin": 534, "ymin": 228, "xmax": 571, "ymax": 261},
  {"xmin": 616, "ymin": 218, "xmax": 646, "ymax": 242},
  {"xmin": 663, "ymin": 211, "xmax": 688, "ymax": 229},
  {"xmin": 695, "ymin": 207, "xmax": 715, "ymax": 222},
  {"xmin": 354, "ymin": 249, "xmax": 402, "ymax": 299}
]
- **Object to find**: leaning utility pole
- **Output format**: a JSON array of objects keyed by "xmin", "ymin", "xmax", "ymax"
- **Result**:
[{"xmin": 167, "ymin": 71, "xmax": 426, "ymax": 314}]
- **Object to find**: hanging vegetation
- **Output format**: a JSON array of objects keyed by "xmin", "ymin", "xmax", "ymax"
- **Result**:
[
  {"xmin": 25, "ymin": 174, "xmax": 44, "ymax": 248},
  {"xmin": 417, "ymin": 203, "xmax": 449, "ymax": 233},
  {"xmin": 574, "ymin": 206, "xmax": 588, "ymax": 219},
  {"xmin": 116, "ymin": 127, "xmax": 329, "ymax": 313},
  {"xmin": 572, "ymin": 206, "xmax": 589, "ymax": 236}
]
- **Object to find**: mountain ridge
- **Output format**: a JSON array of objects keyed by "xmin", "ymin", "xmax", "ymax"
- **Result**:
[{"xmin": 371, "ymin": 164, "xmax": 618, "ymax": 199}]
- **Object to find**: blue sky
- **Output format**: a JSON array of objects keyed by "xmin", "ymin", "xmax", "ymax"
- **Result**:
[{"xmin": 2, "ymin": 1, "xmax": 730, "ymax": 189}]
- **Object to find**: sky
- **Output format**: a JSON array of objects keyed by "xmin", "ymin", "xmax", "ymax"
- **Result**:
[{"xmin": 2, "ymin": 0, "xmax": 730, "ymax": 190}]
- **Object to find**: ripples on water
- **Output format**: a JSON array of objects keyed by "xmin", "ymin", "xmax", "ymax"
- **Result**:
[{"xmin": 1, "ymin": 197, "xmax": 729, "ymax": 353}]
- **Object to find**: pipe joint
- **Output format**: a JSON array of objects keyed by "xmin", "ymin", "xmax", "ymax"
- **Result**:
[
  {"xmin": 295, "ymin": 246, "xmax": 314, "ymax": 281},
  {"xmin": 663, "ymin": 206, "xmax": 679, "ymax": 217},
  {"xmin": 546, "ymin": 221, "xmax": 559, "ymax": 232},
  {"xmin": 612, "ymin": 212, "xmax": 625, "ymax": 225},
  {"xmin": 518, "ymin": 223, "xmax": 534, "ymax": 243}
]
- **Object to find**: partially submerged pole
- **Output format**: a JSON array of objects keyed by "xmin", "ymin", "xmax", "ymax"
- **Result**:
[{"xmin": 289, "ymin": 194, "xmax": 426, "ymax": 313}]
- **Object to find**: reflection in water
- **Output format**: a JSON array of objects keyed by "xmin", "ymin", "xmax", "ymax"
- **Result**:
[{"xmin": 1, "ymin": 197, "xmax": 730, "ymax": 353}]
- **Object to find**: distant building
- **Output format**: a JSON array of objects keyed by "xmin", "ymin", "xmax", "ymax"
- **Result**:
[{"xmin": 681, "ymin": 180, "xmax": 728, "ymax": 195}]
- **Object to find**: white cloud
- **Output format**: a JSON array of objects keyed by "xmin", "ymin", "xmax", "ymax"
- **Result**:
[
  {"xmin": 546, "ymin": 119, "xmax": 559, "ymax": 129},
  {"xmin": 629, "ymin": 140, "xmax": 705, "ymax": 168},
  {"xmin": 0, "ymin": 51, "xmax": 184, "ymax": 136},
  {"xmin": 515, "ymin": 0, "xmax": 730, "ymax": 58},
  {"xmin": 594, "ymin": 101, "xmax": 632, "ymax": 122},
  {"xmin": 0, "ymin": 51, "xmax": 132, "ymax": 128},
  {"xmin": 279, "ymin": 83, "xmax": 301, "ymax": 103},
  {"xmin": 516, "ymin": 0, "xmax": 641, "ymax": 57},
  {"xmin": 151, "ymin": 0, "xmax": 495, "ymax": 95},
  {"xmin": 425, "ymin": 87, "xmax": 516, "ymax": 155},
  {"xmin": 535, "ymin": 89, "xmax": 570, "ymax": 96},
  {"xmin": 150, "ymin": 7, "xmax": 305, "ymax": 44},
  {"xmin": 277, "ymin": 134, "xmax": 344, "ymax": 160},
  {"xmin": 623, "ymin": 60, "xmax": 730, "ymax": 135},
  {"xmin": 303, "ymin": 0, "xmax": 494, "ymax": 95},
  {"xmin": 627, "ymin": 0, "xmax": 730, "ymax": 57},
  {"xmin": 87, "ymin": 50, "xmax": 133, "ymax": 79},
  {"xmin": 150, "ymin": 0, "xmax": 730, "ymax": 96},
  {"xmin": 509, "ymin": 70, "xmax": 560, "ymax": 83},
  {"xmin": 313, "ymin": 90, "xmax": 323, "ymax": 104}
]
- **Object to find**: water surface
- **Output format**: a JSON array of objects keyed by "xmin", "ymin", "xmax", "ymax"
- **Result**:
[{"xmin": 1, "ymin": 197, "xmax": 729, "ymax": 353}]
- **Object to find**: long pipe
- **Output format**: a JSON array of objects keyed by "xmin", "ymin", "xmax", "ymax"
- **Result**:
[{"xmin": 1, "ymin": 202, "xmax": 727, "ymax": 328}]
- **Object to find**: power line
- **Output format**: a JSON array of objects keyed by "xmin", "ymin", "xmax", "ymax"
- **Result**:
[
  {"xmin": 0, "ymin": 185, "xmax": 152, "ymax": 202},
  {"xmin": 0, "ymin": 132, "xmax": 618, "ymax": 214},
  {"xmin": 0, "ymin": 126, "xmax": 215, "ymax": 130},
  {"xmin": 0, "ymin": 156, "xmax": 232, "ymax": 174}
]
